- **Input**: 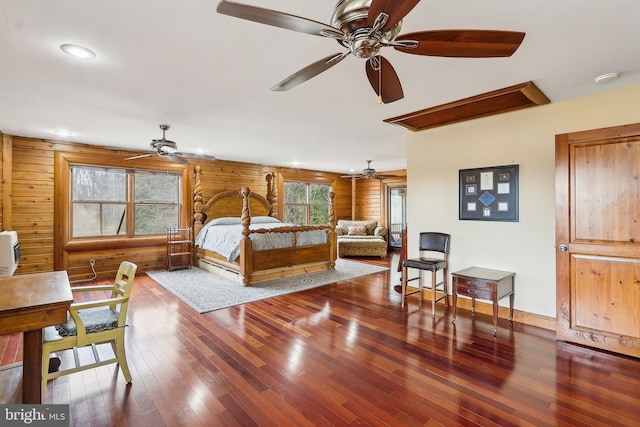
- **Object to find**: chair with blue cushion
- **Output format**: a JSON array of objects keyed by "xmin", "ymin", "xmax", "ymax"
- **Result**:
[
  {"xmin": 400, "ymin": 232, "xmax": 450, "ymax": 314},
  {"xmin": 41, "ymin": 261, "xmax": 137, "ymax": 403}
]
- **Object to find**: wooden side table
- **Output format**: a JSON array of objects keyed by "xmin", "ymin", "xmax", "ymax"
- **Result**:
[{"xmin": 451, "ymin": 267, "xmax": 515, "ymax": 336}]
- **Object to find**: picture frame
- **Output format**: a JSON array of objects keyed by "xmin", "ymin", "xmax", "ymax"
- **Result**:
[{"xmin": 459, "ymin": 164, "xmax": 519, "ymax": 221}]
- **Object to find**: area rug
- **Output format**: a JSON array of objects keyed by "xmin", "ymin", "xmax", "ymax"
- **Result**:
[{"xmin": 146, "ymin": 259, "xmax": 388, "ymax": 313}]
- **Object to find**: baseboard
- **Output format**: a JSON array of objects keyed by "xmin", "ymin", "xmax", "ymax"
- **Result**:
[{"xmin": 418, "ymin": 294, "xmax": 557, "ymax": 331}]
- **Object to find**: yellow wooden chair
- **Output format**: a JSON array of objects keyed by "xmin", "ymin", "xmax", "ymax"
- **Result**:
[{"xmin": 41, "ymin": 261, "xmax": 137, "ymax": 403}]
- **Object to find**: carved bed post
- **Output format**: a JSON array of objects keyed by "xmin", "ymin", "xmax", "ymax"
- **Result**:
[
  {"xmin": 193, "ymin": 165, "xmax": 203, "ymax": 237},
  {"xmin": 272, "ymin": 173, "xmax": 278, "ymax": 218},
  {"xmin": 266, "ymin": 172, "xmax": 278, "ymax": 219},
  {"xmin": 328, "ymin": 191, "xmax": 337, "ymax": 268},
  {"xmin": 239, "ymin": 187, "xmax": 253, "ymax": 285},
  {"xmin": 328, "ymin": 191, "xmax": 336, "ymax": 231}
]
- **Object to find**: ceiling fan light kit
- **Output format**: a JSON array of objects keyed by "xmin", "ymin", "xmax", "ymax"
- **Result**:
[{"xmin": 217, "ymin": 0, "xmax": 525, "ymax": 104}]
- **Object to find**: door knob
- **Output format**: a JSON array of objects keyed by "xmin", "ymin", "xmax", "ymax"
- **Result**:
[{"xmin": 559, "ymin": 244, "xmax": 568, "ymax": 252}]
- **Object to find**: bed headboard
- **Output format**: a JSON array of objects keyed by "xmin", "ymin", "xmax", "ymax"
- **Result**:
[{"xmin": 193, "ymin": 166, "xmax": 277, "ymax": 236}]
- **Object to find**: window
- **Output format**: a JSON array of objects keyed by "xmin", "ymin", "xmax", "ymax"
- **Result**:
[
  {"xmin": 134, "ymin": 170, "xmax": 180, "ymax": 234},
  {"xmin": 71, "ymin": 165, "xmax": 180, "ymax": 238},
  {"xmin": 283, "ymin": 181, "xmax": 332, "ymax": 225}
]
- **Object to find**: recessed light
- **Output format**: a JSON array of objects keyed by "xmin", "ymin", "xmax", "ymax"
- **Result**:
[
  {"xmin": 53, "ymin": 130, "xmax": 73, "ymax": 136},
  {"xmin": 60, "ymin": 44, "xmax": 96, "ymax": 60},
  {"xmin": 594, "ymin": 72, "xmax": 619, "ymax": 84}
]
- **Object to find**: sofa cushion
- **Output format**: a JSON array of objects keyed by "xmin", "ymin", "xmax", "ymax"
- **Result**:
[{"xmin": 338, "ymin": 236, "xmax": 387, "ymax": 257}]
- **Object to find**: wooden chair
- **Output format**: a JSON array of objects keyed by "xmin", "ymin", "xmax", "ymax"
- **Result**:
[
  {"xmin": 41, "ymin": 261, "xmax": 137, "ymax": 403},
  {"xmin": 400, "ymin": 232, "xmax": 450, "ymax": 314}
]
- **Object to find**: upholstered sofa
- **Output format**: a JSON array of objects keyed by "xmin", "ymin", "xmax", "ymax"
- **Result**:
[{"xmin": 335, "ymin": 220, "xmax": 388, "ymax": 257}]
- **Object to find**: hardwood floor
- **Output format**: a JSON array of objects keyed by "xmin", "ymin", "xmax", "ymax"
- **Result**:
[{"xmin": 2, "ymin": 252, "xmax": 640, "ymax": 426}]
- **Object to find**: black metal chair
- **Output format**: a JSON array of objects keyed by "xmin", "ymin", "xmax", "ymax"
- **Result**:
[{"xmin": 400, "ymin": 232, "xmax": 450, "ymax": 314}]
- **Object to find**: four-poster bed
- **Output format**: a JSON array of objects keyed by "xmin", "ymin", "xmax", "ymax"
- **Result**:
[{"xmin": 192, "ymin": 166, "xmax": 337, "ymax": 285}]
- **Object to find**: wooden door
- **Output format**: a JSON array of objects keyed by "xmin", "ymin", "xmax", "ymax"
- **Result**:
[{"xmin": 556, "ymin": 123, "xmax": 640, "ymax": 358}]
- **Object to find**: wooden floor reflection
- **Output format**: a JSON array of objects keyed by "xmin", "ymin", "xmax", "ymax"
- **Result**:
[{"xmin": 2, "ymin": 251, "xmax": 639, "ymax": 426}]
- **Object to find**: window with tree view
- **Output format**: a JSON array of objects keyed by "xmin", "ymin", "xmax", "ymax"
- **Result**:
[
  {"xmin": 71, "ymin": 165, "xmax": 180, "ymax": 238},
  {"xmin": 283, "ymin": 181, "xmax": 331, "ymax": 225}
]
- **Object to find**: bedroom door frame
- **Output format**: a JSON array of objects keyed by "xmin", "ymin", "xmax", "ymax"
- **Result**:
[
  {"xmin": 555, "ymin": 122, "xmax": 640, "ymax": 357},
  {"xmin": 383, "ymin": 177, "xmax": 407, "ymax": 249}
]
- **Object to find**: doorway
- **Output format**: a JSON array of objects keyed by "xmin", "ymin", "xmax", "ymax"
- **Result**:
[{"xmin": 388, "ymin": 187, "xmax": 406, "ymax": 248}]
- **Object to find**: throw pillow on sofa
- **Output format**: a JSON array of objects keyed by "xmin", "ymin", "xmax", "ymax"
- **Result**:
[{"xmin": 347, "ymin": 225, "xmax": 367, "ymax": 236}]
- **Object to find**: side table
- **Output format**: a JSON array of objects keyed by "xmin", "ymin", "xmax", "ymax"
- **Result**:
[{"xmin": 451, "ymin": 267, "xmax": 515, "ymax": 336}]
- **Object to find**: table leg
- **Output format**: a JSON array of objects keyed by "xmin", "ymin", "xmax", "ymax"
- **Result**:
[
  {"xmin": 22, "ymin": 329, "xmax": 43, "ymax": 403},
  {"xmin": 509, "ymin": 291, "xmax": 514, "ymax": 322},
  {"xmin": 452, "ymin": 287, "xmax": 458, "ymax": 323},
  {"xmin": 492, "ymin": 300, "xmax": 498, "ymax": 336}
]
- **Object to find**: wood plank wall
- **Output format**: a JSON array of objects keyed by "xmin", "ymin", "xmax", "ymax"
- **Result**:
[
  {"xmin": 12, "ymin": 137, "xmax": 55, "ymax": 274},
  {"xmin": 355, "ymin": 178, "xmax": 383, "ymax": 221},
  {"xmin": 0, "ymin": 134, "xmax": 359, "ymax": 281}
]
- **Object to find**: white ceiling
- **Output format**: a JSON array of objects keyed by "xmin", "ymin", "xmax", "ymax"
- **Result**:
[{"xmin": 1, "ymin": 0, "xmax": 639, "ymax": 174}]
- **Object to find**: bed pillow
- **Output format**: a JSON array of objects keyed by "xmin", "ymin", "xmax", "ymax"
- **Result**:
[
  {"xmin": 347, "ymin": 225, "xmax": 367, "ymax": 236},
  {"xmin": 251, "ymin": 216, "xmax": 281, "ymax": 224},
  {"xmin": 209, "ymin": 217, "xmax": 241, "ymax": 226}
]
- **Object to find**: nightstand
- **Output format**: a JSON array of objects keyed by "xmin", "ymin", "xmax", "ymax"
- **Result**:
[{"xmin": 451, "ymin": 267, "xmax": 515, "ymax": 336}]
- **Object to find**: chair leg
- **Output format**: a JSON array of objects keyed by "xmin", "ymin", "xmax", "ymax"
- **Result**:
[
  {"xmin": 41, "ymin": 349, "xmax": 49, "ymax": 403},
  {"xmin": 115, "ymin": 333, "xmax": 132, "ymax": 383},
  {"xmin": 401, "ymin": 265, "xmax": 408, "ymax": 308},
  {"xmin": 431, "ymin": 272, "xmax": 437, "ymax": 316},
  {"xmin": 418, "ymin": 270, "xmax": 423, "ymax": 310},
  {"xmin": 443, "ymin": 268, "xmax": 449, "ymax": 307}
]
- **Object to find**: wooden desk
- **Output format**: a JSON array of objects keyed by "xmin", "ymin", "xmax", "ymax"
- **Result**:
[
  {"xmin": 0, "ymin": 271, "xmax": 72, "ymax": 403},
  {"xmin": 451, "ymin": 267, "xmax": 515, "ymax": 336}
]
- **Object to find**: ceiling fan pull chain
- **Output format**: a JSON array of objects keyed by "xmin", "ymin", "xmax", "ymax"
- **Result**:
[
  {"xmin": 378, "ymin": 63, "xmax": 382, "ymax": 104},
  {"xmin": 369, "ymin": 56, "xmax": 383, "ymax": 104}
]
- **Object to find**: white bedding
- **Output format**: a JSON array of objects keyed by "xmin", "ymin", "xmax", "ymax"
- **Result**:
[{"xmin": 194, "ymin": 218, "xmax": 328, "ymax": 262}]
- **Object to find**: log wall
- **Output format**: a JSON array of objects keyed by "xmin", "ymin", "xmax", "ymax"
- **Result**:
[{"xmin": 0, "ymin": 133, "xmax": 360, "ymax": 281}]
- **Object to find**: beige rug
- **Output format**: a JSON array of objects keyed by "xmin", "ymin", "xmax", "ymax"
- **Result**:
[{"xmin": 147, "ymin": 259, "xmax": 388, "ymax": 313}]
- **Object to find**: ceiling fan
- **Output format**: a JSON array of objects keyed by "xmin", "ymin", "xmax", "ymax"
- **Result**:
[
  {"xmin": 342, "ymin": 160, "xmax": 394, "ymax": 180},
  {"xmin": 124, "ymin": 125, "xmax": 216, "ymax": 164},
  {"xmin": 217, "ymin": 0, "xmax": 525, "ymax": 104}
]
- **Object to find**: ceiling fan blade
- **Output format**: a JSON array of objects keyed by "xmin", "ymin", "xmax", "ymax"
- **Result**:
[
  {"xmin": 368, "ymin": 0, "xmax": 421, "ymax": 32},
  {"xmin": 271, "ymin": 52, "xmax": 348, "ymax": 91},
  {"xmin": 175, "ymin": 152, "xmax": 216, "ymax": 161},
  {"xmin": 217, "ymin": 1, "xmax": 344, "ymax": 39},
  {"xmin": 365, "ymin": 56, "xmax": 404, "ymax": 104},
  {"xmin": 167, "ymin": 154, "xmax": 189, "ymax": 164},
  {"xmin": 124, "ymin": 153, "xmax": 154, "ymax": 161},
  {"xmin": 395, "ymin": 30, "xmax": 526, "ymax": 57}
]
